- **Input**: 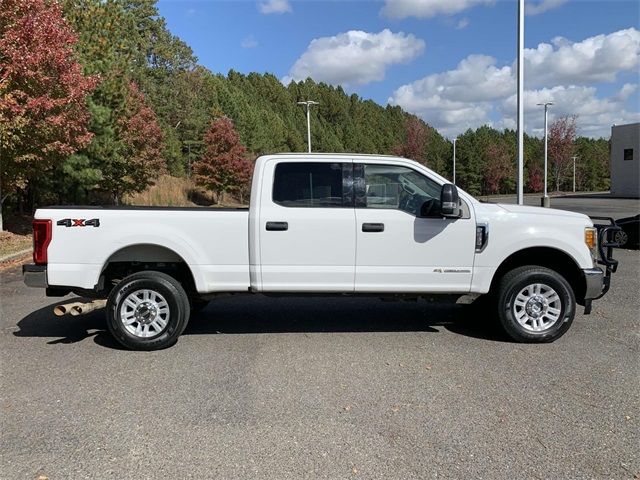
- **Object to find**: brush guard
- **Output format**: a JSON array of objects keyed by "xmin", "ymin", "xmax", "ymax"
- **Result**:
[{"xmin": 583, "ymin": 217, "xmax": 621, "ymax": 312}]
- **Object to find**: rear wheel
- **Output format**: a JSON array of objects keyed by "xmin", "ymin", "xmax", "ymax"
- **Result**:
[
  {"xmin": 496, "ymin": 266, "xmax": 575, "ymax": 343},
  {"xmin": 107, "ymin": 271, "xmax": 190, "ymax": 350}
]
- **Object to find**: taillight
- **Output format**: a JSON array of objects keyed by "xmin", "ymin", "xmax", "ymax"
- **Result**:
[{"xmin": 33, "ymin": 219, "xmax": 52, "ymax": 265}]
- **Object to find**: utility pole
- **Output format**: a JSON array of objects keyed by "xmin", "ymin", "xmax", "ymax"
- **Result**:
[
  {"xmin": 572, "ymin": 155, "xmax": 578, "ymax": 192},
  {"xmin": 452, "ymin": 138, "xmax": 457, "ymax": 184},
  {"xmin": 297, "ymin": 100, "xmax": 319, "ymax": 153},
  {"xmin": 537, "ymin": 102, "xmax": 553, "ymax": 207},
  {"xmin": 516, "ymin": 0, "xmax": 524, "ymax": 205}
]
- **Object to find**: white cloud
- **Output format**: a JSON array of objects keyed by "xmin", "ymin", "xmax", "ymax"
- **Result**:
[
  {"xmin": 500, "ymin": 85, "xmax": 640, "ymax": 138},
  {"xmin": 241, "ymin": 35, "xmax": 258, "ymax": 49},
  {"xmin": 388, "ymin": 28, "xmax": 640, "ymax": 138},
  {"xmin": 258, "ymin": 0, "xmax": 291, "ymax": 15},
  {"xmin": 380, "ymin": 0, "xmax": 566, "ymax": 19},
  {"xmin": 525, "ymin": 0, "xmax": 568, "ymax": 16},
  {"xmin": 388, "ymin": 55, "xmax": 512, "ymax": 136},
  {"xmin": 456, "ymin": 17, "xmax": 470, "ymax": 30},
  {"xmin": 283, "ymin": 29, "xmax": 425, "ymax": 87},
  {"xmin": 525, "ymin": 28, "xmax": 640, "ymax": 87},
  {"xmin": 381, "ymin": 0, "xmax": 493, "ymax": 19}
]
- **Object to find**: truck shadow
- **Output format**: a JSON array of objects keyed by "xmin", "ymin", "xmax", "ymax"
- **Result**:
[{"xmin": 13, "ymin": 295, "xmax": 509, "ymax": 350}]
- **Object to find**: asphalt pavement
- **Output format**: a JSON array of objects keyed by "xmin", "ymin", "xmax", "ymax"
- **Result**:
[{"xmin": 1, "ymin": 198, "xmax": 638, "ymax": 479}]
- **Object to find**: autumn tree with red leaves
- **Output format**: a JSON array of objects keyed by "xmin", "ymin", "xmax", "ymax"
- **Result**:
[
  {"xmin": 548, "ymin": 115, "xmax": 577, "ymax": 192},
  {"xmin": 393, "ymin": 116, "xmax": 429, "ymax": 165},
  {"xmin": 0, "ymin": 0, "xmax": 97, "ymax": 228},
  {"xmin": 527, "ymin": 162, "xmax": 544, "ymax": 193},
  {"xmin": 193, "ymin": 117, "xmax": 253, "ymax": 203},
  {"xmin": 482, "ymin": 142, "xmax": 514, "ymax": 195}
]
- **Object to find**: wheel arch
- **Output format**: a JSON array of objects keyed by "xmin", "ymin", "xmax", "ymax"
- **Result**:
[
  {"xmin": 490, "ymin": 246, "xmax": 586, "ymax": 303},
  {"xmin": 99, "ymin": 243, "xmax": 199, "ymax": 296}
]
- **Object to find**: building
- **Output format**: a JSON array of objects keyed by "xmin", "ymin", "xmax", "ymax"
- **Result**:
[{"xmin": 610, "ymin": 123, "xmax": 640, "ymax": 198}]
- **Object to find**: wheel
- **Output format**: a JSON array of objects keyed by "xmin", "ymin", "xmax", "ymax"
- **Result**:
[
  {"xmin": 106, "ymin": 271, "xmax": 190, "ymax": 350},
  {"xmin": 614, "ymin": 229, "xmax": 628, "ymax": 247},
  {"xmin": 496, "ymin": 266, "xmax": 575, "ymax": 343}
]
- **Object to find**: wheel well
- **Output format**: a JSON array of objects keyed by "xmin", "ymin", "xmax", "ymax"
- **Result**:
[
  {"xmin": 490, "ymin": 247, "xmax": 585, "ymax": 303},
  {"xmin": 99, "ymin": 244, "xmax": 197, "ymax": 297}
]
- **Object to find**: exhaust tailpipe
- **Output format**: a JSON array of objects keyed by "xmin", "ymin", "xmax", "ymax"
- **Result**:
[
  {"xmin": 54, "ymin": 302, "xmax": 85, "ymax": 316},
  {"xmin": 70, "ymin": 299, "xmax": 107, "ymax": 316}
]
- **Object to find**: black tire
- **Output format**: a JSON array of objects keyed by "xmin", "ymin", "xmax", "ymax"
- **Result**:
[
  {"xmin": 106, "ymin": 271, "xmax": 190, "ymax": 350},
  {"xmin": 496, "ymin": 265, "xmax": 575, "ymax": 343}
]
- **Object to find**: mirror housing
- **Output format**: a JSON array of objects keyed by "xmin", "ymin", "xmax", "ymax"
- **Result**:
[{"xmin": 440, "ymin": 184, "xmax": 461, "ymax": 218}]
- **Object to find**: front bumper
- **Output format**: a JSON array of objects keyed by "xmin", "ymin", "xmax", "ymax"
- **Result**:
[
  {"xmin": 583, "ymin": 267, "xmax": 605, "ymax": 300},
  {"xmin": 23, "ymin": 264, "xmax": 47, "ymax": 288}
]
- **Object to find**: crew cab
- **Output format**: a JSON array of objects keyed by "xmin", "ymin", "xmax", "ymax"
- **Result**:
[{"xmin": 23, "ymin": 154, "xmax": 619, "ymax": 350}]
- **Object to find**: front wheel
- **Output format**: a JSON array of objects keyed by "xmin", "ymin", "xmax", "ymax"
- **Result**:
[
  {"xmin": 106, "ymin": 271, "xmax": 191, "ymax": 350},
  {"xmin": 496, "ymin": 266, "xmax": 575, "ymax": 343}
]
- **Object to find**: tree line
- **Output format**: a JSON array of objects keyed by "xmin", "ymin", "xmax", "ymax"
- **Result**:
[{"xmin": 0, "ymin": 0, "xmax": 611, "ymax": 229}]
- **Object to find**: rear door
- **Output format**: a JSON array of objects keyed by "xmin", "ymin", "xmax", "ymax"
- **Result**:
[
  {"xmin": 258, "ymin": 159, "xmax": 356, "ymax": 291},
  {"xmin": 354, "ymin": 161, "xmax": 475, "ymax": 293}
]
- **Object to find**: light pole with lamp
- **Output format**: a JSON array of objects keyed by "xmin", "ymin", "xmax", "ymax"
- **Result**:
[
  {"xmin": 537, "ymin": 101, "xmax": 553, "ymax": 207},
  {"xmin": 297, "ymin": 100, "xmax": 319, "ymax": 153},
  {"xmin": 515, "ymin": 0, "xmax": 525, "ymax": 205}
]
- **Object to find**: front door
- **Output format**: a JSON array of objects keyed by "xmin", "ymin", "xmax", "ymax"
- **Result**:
[
  {"xmin": 354, "ymin": 162, "xmax": 475, "ymax": 293},
  {"xmin": 258, "ymin": 160, "xmax": 356, "ymax": 292}
]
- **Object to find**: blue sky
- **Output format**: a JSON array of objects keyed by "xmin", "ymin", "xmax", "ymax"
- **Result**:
[{"xmin": 157, "ymin": 0, "xmax": 640, "ymax": 138}]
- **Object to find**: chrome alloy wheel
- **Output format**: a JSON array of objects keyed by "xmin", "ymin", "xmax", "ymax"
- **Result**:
[
  {"xmin": 120, "ymin": 289, "xmax": 170, "ymax": 338},
  {"xmin": 512, "ymin": 283, "xmax": 562, "ymax": 332}
]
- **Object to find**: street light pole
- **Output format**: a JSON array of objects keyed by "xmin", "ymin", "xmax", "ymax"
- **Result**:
[
  {"xmin": 537, "ymin": 102, "xmax": 553, "ymax": 207},
  {"xmin": 452, "ymin": 138, "xmax": 457, "ymax": 184},
  {"xmin": 516, "ymin": 0, "xmax": 524, "ymax": 205},
  {"xmin": 572, "ymin": 155, "xmax": 578, "ymax": 192},
  {"xmin": 297, "ymin": 100, "xmax": 319, "ymax": 153}
]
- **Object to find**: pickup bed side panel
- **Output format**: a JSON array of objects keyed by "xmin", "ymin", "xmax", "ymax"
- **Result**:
[{"xmin": 38, "ymin": 209, "xmax": 250, "ymax": 293}]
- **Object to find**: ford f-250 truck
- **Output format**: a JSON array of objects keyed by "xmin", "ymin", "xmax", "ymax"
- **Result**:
[{"xmin": 23, "ymin": 153, "xmax": 620, "ymax": 350}]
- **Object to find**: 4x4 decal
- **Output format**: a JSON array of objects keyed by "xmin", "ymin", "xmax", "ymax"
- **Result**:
[{"xmin": 57, "ymin": 218, "xmax": 100, "ymax": 227}]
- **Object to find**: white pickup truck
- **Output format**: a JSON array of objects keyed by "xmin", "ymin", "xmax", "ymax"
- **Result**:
[{"xmin": 23, "ymin": 153, "xmax": 619, "ymax": 350}]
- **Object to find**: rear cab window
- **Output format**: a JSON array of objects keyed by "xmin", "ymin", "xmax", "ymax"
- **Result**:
[{"xmin": 272, "ymin": 162, "xmax": 352, "ymax": 208}]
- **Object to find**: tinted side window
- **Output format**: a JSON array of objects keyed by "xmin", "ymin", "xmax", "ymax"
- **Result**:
[
  {"xmin": 358, "ymin": 164, "xmax": 442, "ymax": 216},
  {"xmin": 273, "ymin": 162, "xmax": 345, "ymax": 208}
]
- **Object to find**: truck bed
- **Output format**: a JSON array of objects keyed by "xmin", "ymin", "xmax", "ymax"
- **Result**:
[{"xmin": 36, "ymin": 206, "xmax": 251, "ymax": 293}]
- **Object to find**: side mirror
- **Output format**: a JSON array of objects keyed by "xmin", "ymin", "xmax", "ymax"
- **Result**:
[{"xmin": 440, "ymin": 184, "xmax": 461, "ymax": 218}]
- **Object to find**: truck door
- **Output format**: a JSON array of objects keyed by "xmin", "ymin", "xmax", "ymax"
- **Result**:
[
  {"xmin": 354, "ymin": 162, "xmax": 475, "ymax": 293},
  {"xmin": 258, "ymin": 159, "xmax": 356, "ymax": 291}
]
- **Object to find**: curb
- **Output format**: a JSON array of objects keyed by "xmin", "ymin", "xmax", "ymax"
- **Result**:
[{"xmin": 0, "ymin": 248, "xmax": 31, "ymax": 264}]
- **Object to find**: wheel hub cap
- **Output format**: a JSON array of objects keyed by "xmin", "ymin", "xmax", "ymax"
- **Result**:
[
  {"xmin": 513, "ymin": 283, "xmax": 562, "ymax": 332},
  {"xmin": 120, "ymin": 289, "xmax": 170, "ymax": 338}
]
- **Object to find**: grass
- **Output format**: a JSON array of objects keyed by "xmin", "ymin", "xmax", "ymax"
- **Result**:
[
  {"xmin": 124, "ymin": 175, "xmax": 246, "ymax": 207},
  {"xmin": 0, "ymin": 231, "xmax": 32, "ymax": 259},
  {"xmin": 124, "ymin": 175, "xmax": 198, "ymax": 207}
]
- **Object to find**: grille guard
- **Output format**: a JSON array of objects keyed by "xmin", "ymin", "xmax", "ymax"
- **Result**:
[{"xmin": 589, "ymin": 216, "xmax": 621, "ymax": 300}]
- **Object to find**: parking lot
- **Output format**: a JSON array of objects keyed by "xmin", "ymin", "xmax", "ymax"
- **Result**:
[{"xmin": 1, "ymin": 197, "xmax": 638, "ymax": 479}]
